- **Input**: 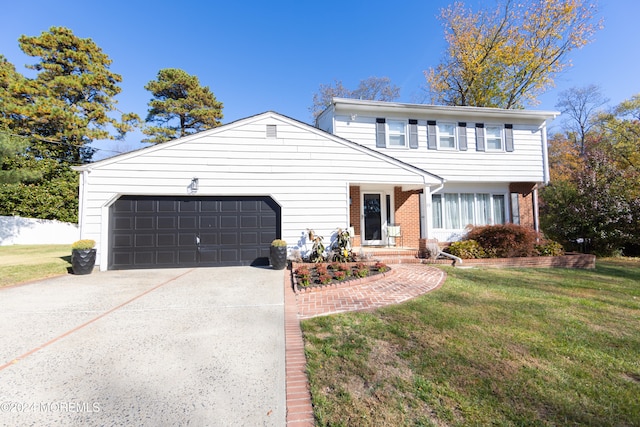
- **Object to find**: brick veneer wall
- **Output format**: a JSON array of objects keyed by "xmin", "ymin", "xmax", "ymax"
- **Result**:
[
  {"xmin": 419, "ymin": 250, "xmax": 596, "ymax": 269},
  {"xmin": 518, "ymin": 193, "xmax": 535, "ymax": 229},
  {"xmin": 349, "ymin": 186, "xmax": 361, "ymax": 247},
  {"xmin": 394, "ymin": 187, "xmax": 421, "ymax": 248}
]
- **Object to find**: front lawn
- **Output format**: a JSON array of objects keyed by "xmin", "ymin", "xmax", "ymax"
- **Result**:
[
  {"xmin": 0, "ymin": 244, "xmax": 72, "ymax": 287},
  {"xmin": 301, "ymin": 259, "xmax": 640, "ymax": 426}
]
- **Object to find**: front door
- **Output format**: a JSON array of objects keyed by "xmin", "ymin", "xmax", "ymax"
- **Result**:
[{"xmin": 363, "ymin": 193, "xmax": 384, "ymax": 245}]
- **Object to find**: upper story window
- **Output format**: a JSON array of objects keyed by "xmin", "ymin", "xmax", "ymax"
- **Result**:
[
  {"xmin": 437, "ymin": 123, "xmax": 456, "ymax": 149},
  {"xmin": 485, "ymin": 125, "xmax": 504, "ymax": 150},
  {"xmin": 387, "ymin": 120, "xmax": 407, "ymax": 147}
]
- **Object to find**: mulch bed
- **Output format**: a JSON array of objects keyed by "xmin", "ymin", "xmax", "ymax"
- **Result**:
[{"xmin": 292, "ymin": 261, "xmax": 391, "ymax": 292}]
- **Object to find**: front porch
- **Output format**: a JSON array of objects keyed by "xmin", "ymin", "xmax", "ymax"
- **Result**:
[{"xmin": 349, "ymin": 185, "xmax": 424, "ymax": 250}]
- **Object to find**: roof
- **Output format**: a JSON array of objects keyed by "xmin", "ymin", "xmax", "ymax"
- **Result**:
[
  {"xmin": 321, "ymin": 97, "xmax": 560, "ymax": 123},
  {"xmin": 73, "ymin": 110, "xmax": 444, "ymax": 186}
]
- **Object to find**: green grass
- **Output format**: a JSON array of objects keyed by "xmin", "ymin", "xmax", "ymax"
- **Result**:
[
  {"xmin": 301, "ymin": 260, "xmax": 640, "ymax": 426},
  {"xmin": 0, "ymin": 244, "xmax": 72, "ymax": 287}
]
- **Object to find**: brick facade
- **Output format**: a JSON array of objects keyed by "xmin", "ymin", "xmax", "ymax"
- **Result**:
[
  {"xmin": 393, "ymin": 187, "xmax": 421, "ymax": 248},
  {"xmin": 349, "ymin": 186, "xmax": 361, "ymax": 247},
  {"xmin": 509, "ymin": 182, "xmax": 536, "ymax": 230}
]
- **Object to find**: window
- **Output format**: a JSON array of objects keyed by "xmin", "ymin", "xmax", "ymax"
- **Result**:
[
  {"xmin": 387, "ymin": 120, "xmax": 406, "ymax": 147},
  {"xmin": 476, "ymin": 194, "xmax": 491, "ymax": 225},
  {"xmin": 432, "ymin": 194, "xmax": 443, "ymax": 228},
  {"xmin": 432, "ymin": 193, "xmax": 507, "ymax": 229},
  {"xmin": 460, "ymin": 193, "xmax": 475, "ymax": 226},
  {"xmin": 438, "ymin": 123, "xmax": 456, "ymax": 149},
  {"xmin": 444, "ymin": 194, "xmax": 460, "ymax": 229},
  {"xmin": 493, "ymin": 195, "xmax": 505, "ymax": 224},
  {"xmin": 510, "ymin": 193, "xmax": 520, "ymax": 224},
  {"xmin": 485, "ymin": 126, "xmax": 503, "ymax": 150}
]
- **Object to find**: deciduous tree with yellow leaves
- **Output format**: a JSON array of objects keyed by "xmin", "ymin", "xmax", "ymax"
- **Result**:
[{"xmin": 425, "ymin": 0, "xmax": 601, "ymax": 109}]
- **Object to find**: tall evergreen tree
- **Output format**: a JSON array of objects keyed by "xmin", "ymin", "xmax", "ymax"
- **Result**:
[
  {"xmin": 0, "ymin": 132, "xmax": 41, "ymax": 184},
  {"xmin": 4, "ymin": 27, "xmax": 137, "ymax": 163},
  {"xmin": 143, "ymin": 68, "xmax": 223, "ymax": 144}
]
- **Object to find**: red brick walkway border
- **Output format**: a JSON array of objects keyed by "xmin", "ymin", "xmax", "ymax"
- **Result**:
[{"xmin": 284, "ymin": 264, "xmax": 447, "ymax": 425}]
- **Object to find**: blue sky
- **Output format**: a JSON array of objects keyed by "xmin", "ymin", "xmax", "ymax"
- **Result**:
[{"xmin": 1, "ymin": 0, "xmax": 638, "ymax": 159}]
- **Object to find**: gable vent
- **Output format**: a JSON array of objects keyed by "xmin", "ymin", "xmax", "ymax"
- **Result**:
[{"xmin": 266, "ymin": 124, "xmax": 277, "ymax": 138}]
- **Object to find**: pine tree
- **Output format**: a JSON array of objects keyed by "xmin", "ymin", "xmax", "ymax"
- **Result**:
[{"xmin": 143, "ymin": 68, "xmax": 223, "ymax": 144}]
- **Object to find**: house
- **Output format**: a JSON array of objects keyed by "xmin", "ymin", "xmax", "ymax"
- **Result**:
[
  {"xmin": 74, "ymin": 100, "xmax": 558, "ymax": 271},
  {"xmin": 317, "ymin": 98, "xmax": 559, "ymax": 248}
]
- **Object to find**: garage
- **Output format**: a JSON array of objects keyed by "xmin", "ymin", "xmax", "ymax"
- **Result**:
[{"xmin": 109, "ymin": 196, "xmax": 280, "ymax": 269}]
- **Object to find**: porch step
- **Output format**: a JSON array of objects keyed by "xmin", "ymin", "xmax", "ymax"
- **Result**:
[{"xmin": 354, "ymin": 247, "xmax": 422, "ymax": 264}]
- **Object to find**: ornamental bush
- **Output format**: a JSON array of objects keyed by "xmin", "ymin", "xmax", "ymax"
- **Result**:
[
  {"xmin": 466, "ymin": 224, "xmax": 540, "ymax": 258},
  {"xmin": 445, "ymin": 240, "xmax": 486, "ymax": 259},
  {"xmin": 535, "ymin": 240, "xmax": 565, "ymax": 257}
]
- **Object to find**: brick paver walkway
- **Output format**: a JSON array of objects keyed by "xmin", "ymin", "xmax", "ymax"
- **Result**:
[
  {"xmin": 284, "ymin": 264, "xmax": 446, "ymax": 425},
  {"xmin": 296, "ymin": 264, "xmax": 446, "ymax": 319}
]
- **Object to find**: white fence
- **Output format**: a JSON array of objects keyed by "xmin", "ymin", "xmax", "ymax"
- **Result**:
[{"xmin": 0, "ymin": 216, "xmax": 79, "ymax": 246}]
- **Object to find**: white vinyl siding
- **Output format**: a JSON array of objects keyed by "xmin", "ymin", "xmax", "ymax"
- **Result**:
[
  {"xmin": 331, "ymin": 115, "xmax": 547, "ymax": 182},
  {"xmin": 78, "ymin": 113, "xmax": 437, "ymax": 269}
]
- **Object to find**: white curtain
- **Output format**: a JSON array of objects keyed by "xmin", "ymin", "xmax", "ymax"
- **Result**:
[
  {"xmin": 493, "ymin": 195, "xmax": 505, "ymax": 224},
  {"xmin": 444, "ymin": 194, "xmax": 460, "ymax": 229},
  {"xmin": 477, "ymin": 194, "xmax": 490, "ymax": 225},
  {"xmin": 460, "ymin": 193, "xmax": 475, "ymax": 227},
  {"xmin": 432, "ymin": 195, "xmax": 443, "ymax": 228}
]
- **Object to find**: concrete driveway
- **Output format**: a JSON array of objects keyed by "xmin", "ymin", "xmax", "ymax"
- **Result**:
[{"xmin": 0, "ymin": 267, "xmax": 285, "ymax": 426}]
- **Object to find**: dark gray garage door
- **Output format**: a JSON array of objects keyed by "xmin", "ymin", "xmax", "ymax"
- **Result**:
[{"xmin": 109, "ymin": 196, "xmax": 280, "ymax": 270}]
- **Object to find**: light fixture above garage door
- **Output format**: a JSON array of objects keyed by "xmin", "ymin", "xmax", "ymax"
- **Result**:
[{"xmin": 189, "ymin": 177, "xmax": 199, "ymax": 194}]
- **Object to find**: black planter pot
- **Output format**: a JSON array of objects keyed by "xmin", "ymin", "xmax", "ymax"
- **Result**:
[
  {"xmin": 71, "ymin": 249, "xmax": 96, "ymax": 275},
  {"xmin": 270, "ymin": 246, "xmax": 287, "ymax": 270}
]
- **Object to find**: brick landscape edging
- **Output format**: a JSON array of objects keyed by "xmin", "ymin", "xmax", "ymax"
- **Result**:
[
  {"xmin": 291, "ymin": 262, "xmax": 396, "ymax": 294},
  {"xmin": 422, "ymin": 253, "xmax": 596, "ymax": 269}
]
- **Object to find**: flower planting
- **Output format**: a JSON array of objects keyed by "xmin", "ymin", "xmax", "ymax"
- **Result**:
[{"xmin": 293, "ymin": 261, "xmax": 391, "ymax": 290}]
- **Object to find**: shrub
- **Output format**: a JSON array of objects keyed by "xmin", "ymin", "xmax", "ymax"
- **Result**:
[
  {"xmin": 306, "ymin": 229, "xmax": 326, "ymax": 263},
  {"xmin": 71, "ymin": 239, "xmax": 95, "ymax": 250},
  {"xmin": 353, "ymin": 263, "xmax": 369, "ymax": 278},
  {"xmin": 331, "ymin": 228, "xmax": 355, "ymax": 262},
  {"xmin": 271, "ymin": 239, "xmax": 287, "ymax": 247},
  {"xmin": 295, "ymin": 266, "xmax": 311, "ymax": 287},
  {"xmin": 466, "ymin": 224, "xmax": 540, "ymax": 258},
  {"xmin": 535, "ymin": 240, "xmax": 565, "ymax": 256},
  {"xmin": 316, "ymin": 264, "xmax": 328, "ymax": 275},
  {"xmin": 445, "ymin": 240, "xmax": 486, "ymax": 259},
  {"xmin": 374, "ymin": 262, "xmax": 389, "ymax": 272},
  {"xmin": 333, "ymin": 270, "xmax": 347, "ymax": 281},
  {"xmin": 319, "ymin": 274, "xmax": 332, "ymax": 285}
]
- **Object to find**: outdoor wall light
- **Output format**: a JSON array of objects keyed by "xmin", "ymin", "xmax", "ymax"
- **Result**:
[{"xmin": 190, "ymin": 177, "xmax": 199, "ymax": 193}]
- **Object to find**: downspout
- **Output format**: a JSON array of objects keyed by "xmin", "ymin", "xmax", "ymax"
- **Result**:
[
  {"xmin": 533, "ymin": 187, "xmax": 540, "ymax": 234},
  {"xmin": 540, "ymin": 120, "xmax": 551, "ymax": 184},
  {"xmin": 78, "ymin": 169, "xmax": 89, "ymax": 238}
]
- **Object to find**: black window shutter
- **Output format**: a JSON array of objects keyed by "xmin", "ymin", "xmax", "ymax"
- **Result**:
[
  {"xmin": 505, "ymin": 124, "xmax": 514, "ymax": 152},
  {"xmin": 458, "ymin": 122, "xmax": 467, "ymax": 151},
  {"xmin": 376, "ymin": 118, "xmax": 386, "ymax": 148},
  {"xmin": 409, "ymin": 119, "xmax": 418, "ymax": 149},
  {"xmin": 427, "ymin": 120, "xmax": 437, "ymax": 150},
  {"xmin": 475, "ymin": 123, "xmax": 485, "ymax": 152}
]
